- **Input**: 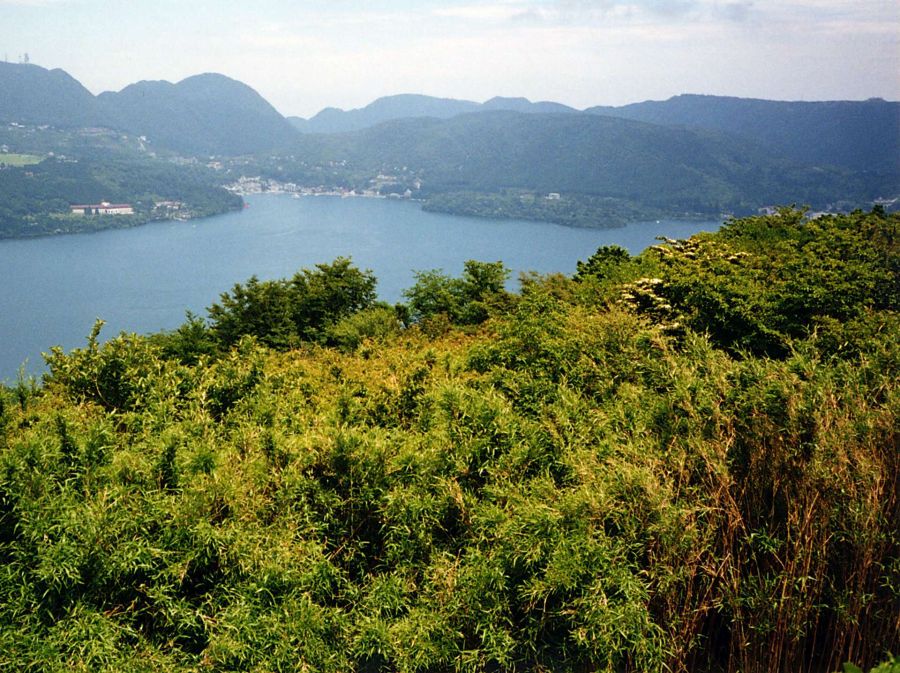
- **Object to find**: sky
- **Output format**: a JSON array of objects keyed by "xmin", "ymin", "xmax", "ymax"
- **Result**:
[{"xmin": 1, "ymin": 0, "xmax": 898, "ymax": 117}]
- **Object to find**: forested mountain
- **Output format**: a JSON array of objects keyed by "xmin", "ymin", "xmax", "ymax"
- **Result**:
[
  {"xmin": 2, "ymin": 62, "xmax": 897, "ymax": 178},
  {"xmin": 588, "ymin": 94, "xmax": 900, "ymax": 173},
  {"xmin": 1, "ymin": 210, "xmax": 897, "ymax": 672},
  {"xmin": 289, "ymin": 94, "xmax": 577, "ymax": 133},
  {"xmin": 0, "ymin": 62, "xmax": 108, "ymax": 128},
  {"xmin": 98, "ymin": 74, "xmax": 299, "ymax": 156},
  {"xmin": 288, "ymin": 92, "xmax": 898, "ymax": 178},
  {"xmin": 1, "ymin": 62, "xmax": 896, "ymax": 229},
  {"xmin": 0, "ymin": 64, "xmax": 298, "ymax": 156},
  {"xmin": 290, "ymin": 111, "xmax": 884, "ymax": 215}
]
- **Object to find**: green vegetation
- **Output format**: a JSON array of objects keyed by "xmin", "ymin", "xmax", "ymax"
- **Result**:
[
  {"xmin": 0, "ymin": 153, "xmax": 43, "ymax": 167},
  {"xmin": 587, "ymin": 94, "xmax": 900, "ymax": 174},
  {"xmin": 403, "ymin": 260, "xmax": 510, "ymax": 327},
  {"xmin": 0, "ymin": 209, "xmax": 897, "ymax": 671},
  {"xmin": 422, "ymin": 191, "xmax": 675, "ymax": 228},
  {"xmin": 3, "ymin": 62, "xmax": 897, "ymax": 233},
  {"xmin": 0, "ymin": 152, "xmax": 241, "ymax": 238},
  {"xmin": 97, "ymin": 73, "xmax": 299, "ymax": 156},
  {"xmin": 271, "ymin": 111, "xmax": 895, "ymax": 226},
  {"xmin": 0, "ymin": 63, "xmax": 298, "ymax": 156},
  {"xmin": 205, "ymin": 258, "xmax": 380, "ymax": 350}
]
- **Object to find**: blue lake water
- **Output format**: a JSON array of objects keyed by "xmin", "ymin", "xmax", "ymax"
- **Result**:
[{"xmin": 0, "ymin": 194, "xmax": 719, "ymax": 381}]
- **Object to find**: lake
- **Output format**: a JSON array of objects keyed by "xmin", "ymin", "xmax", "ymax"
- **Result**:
[{"xmin": 0, "ymin": 194, "xmax": 719, "ymax": 381}]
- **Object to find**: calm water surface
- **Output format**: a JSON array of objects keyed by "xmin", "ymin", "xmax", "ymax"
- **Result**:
[{"xmin": 0, "ymin": 194, "xmax": 719, "ymax": 380}]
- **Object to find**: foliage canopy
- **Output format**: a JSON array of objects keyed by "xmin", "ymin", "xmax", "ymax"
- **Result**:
[{"xmin": 1, "ymin": 209, "xmax": 898, "ymax": 672}]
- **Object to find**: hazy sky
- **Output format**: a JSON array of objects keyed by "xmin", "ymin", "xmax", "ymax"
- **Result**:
[{"xmin": 1, "ymin": 0, "xmax": 898, "ymax": 117}]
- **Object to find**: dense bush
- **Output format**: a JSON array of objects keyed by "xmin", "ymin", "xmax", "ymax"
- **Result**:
[
  {"xmin": 403, "ymin": 260, "xmax": 511, "ymax": 326},
  {"xmin": 207, "ymin": 257, "xmax": 378, "ymax": 349},
  {"xmin": 607, "ymin": 208, "xmax": 900, "ymax": 357},
  {"xmin": 0, "ymin": 210, "xmax": 897, "ymax": 671}
]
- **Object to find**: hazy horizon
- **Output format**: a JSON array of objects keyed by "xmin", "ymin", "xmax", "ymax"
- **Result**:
[
  {"xmin": 6, "ymin": 61, "xmax": 899, "ymax": 123},
  {"xmin": 1, "ymin": 0, "xmax": 898, "ymax": 118}
]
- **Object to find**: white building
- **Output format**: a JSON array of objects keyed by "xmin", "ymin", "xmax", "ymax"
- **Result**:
[{"xmin": 70, "ymin": 201, "xmax": 134, "ymax": 216}]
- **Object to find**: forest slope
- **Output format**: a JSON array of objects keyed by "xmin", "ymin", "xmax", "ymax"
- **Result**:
[
  {"xmin": 288, "ymin": 112, "xmax": 887, "ymax": 219},
  {"xmin": 588, "ymin": 94, "xmax": 900, "ymax": 174}
]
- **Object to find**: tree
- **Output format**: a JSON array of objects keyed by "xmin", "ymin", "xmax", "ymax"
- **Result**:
[
  {"xmin": 207, "ymin": 258, "xmax": 378, "ymax": 350},
  {"xmin": 150, "ymin": 311, "xmax": 218, "ymax": 365},
  {"xmin": 403, "ymin": 260, "xmax": 510, "ymax": 325},
  {"xmin": 289, "ymin": 257, "xmax": 378, "ymax": 342},
  {"xmin": 575, "ymin": 245, "xmax": 630, "ymax": 282},
  {"xmin": 208, "ymin": 276, "xmax": 295, "ymax": 349}
]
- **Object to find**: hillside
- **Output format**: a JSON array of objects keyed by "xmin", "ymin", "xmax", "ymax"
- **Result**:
[
  {"xmin": 0, "ymin": 124, "xmax": 242, "ymax": 238},
  {"xmin": 0, "ymin": 62, "xmax": 108, "ymax": 129},
  {"xmin": 285, "ymin": 111, "xmax": 883, "ymax": 219},
  {"xmin": 0, "ymin": 153, "xmax": 241, "ymax": 238},
  {"xmin": 1, "ymin": 210, "xmax": 897, "ymax": 672},
  {"xmin": 0, "ymin": 64, "xmax": 299, "ymax": 156},
  {"xmin": 98, "ymin": 73, "xmax": 299, "ymax": 156},
  {"xmin": 588, "ymin": 94, "xmax": 900, "ymax": 173},
  {"xmin": 288, "ymin": 92, "xmax": 899, "ymax": 180}
]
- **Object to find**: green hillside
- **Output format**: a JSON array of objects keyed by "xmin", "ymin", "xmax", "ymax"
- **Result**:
[
  {"xmin": 0, "ymin": 62, "xmax": 108, "ymax": 129},
  {"xmin": 0, "ymin": 64, "xmax": 300, "ymax": 157},
  {"xmin": 281, "ymin": 111, "xmax": 885, "ymax": 223},
  {"xmin": 0, "ymin": 153, "xmax": 241, "ymax": 238},
  {"xmin": 588, "ymin": 94, "xmax": 900, "ymax": 174},
  {"xmin": 1, "ymin": 209, "xmax": 897, "ymax": 671},
  {"xmin": 1, "ymin": 63, "xmax": 895, "ymax": 228}
]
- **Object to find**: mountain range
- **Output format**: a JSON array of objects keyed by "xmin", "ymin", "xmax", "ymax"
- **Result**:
[
  {"xmin": 0, "ymin": 63, "xmax": 296, "ymax": 156},
  {"xmin": 287, "ymin": 94, "xmax": 577, "ymax": 134},
  {"xmin": 1, "ymin": 62, "xmax": 897, "ymax": 221},
  {"xmin": 288, "ymin": 92, "xmax": 899, "ymax": 175},
  {"xmin": 289, "ymin": 110, "xmax": 885, "ymax": 214},
  {"xmin": 587, "ymin": 94, "xmax": 900, "ymax": 173}
]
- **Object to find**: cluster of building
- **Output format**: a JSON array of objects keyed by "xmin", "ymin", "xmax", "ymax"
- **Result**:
[{"xmin": 225, "ymin": 175, "xmax": 420, "ymax": 200}]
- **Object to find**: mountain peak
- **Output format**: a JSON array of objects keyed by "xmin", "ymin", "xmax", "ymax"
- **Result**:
[
  {"xmin": 483, "ymin": 96, "xmax": 532, "ymax": 107},
  {"xmin": 0, "ymin": 61, "xmax": 106, "ymax": 128},
  {"xmin": 98, "ymin": 74, "xmax": 297, "ymax": 155}
]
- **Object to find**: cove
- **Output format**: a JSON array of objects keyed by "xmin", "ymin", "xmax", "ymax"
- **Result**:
[{"xmin": 0, "ymin": 194, "xmax": 719, "ymax": 380}]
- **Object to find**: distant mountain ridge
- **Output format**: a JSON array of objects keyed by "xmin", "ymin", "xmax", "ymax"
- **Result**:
[
  {"xmin": 288, "ymin": 94, "xmax": 578, "ymax": 134},
  {"xmin": 0, "ymin": 64, "xmax": 297, "ymax": 155},
  {"xmin": 587, "ymin": 94, "xmax": 900, "ymax": 173},
  {"xmin": 0, "ymin": 62, "xmax": 896, "ymax": 217},
  {"xmin": 289, "ymin": 91, "xmax": 899, "ymax": 175},
  {"xmin": 291, "ymin": 110, "xmax": 885, "ymax": 214},
  {"xmin": 2, "ymin": 62, "xmax": 896, "ymax": 173}
]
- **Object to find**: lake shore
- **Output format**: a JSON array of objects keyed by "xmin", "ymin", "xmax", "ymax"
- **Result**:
[{"xmin": 0, "ymin": 193, "xmax": 720, "ymax": 381}]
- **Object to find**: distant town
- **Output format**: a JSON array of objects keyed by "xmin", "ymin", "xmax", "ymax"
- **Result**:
[{"xmin": 224, "ymin": 175, "xmax": 418, "ymax": 200}]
